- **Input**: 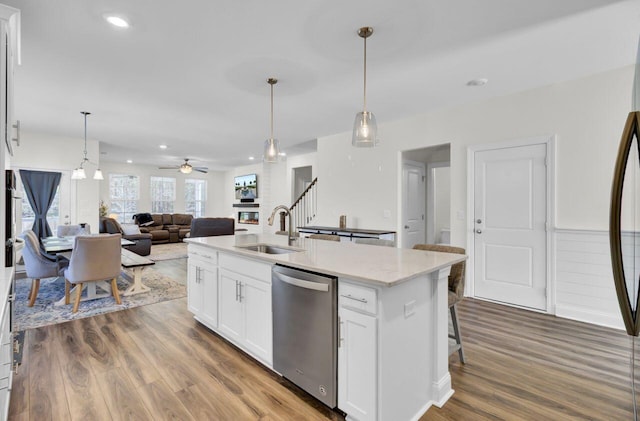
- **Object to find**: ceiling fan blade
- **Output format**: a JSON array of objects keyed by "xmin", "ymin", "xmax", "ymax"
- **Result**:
[
  {"xmin": 158, "ymin": 166, "xmax": 179, "ymax": 169},
  {"xmin": 194, "ymin": 168, "xmax": 208, "ymax": 173}
]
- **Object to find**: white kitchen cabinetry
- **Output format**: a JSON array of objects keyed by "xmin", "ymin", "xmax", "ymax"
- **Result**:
[
  {"xmin": 338, "ymin": 281, "xmax": 378, "ymax": 421},
  {"xmin": 339, "ymin": 307, "xmax": 377, "ymax": 421},
  {"xmin": 187, "ymin": 245, "xmax": 218, "ymax": 328},
  {"xmin": 218, "ymin": 268, "xmax": 272, "ymax": 364}
]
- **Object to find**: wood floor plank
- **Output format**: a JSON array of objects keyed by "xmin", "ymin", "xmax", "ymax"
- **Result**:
[
  {"xmin": 94, "ymin": 367, "xmax": 152, "ymax": 421},
  {"xmin": 136, "ymin": 379, "xmax": 195, "ymax": 421},
  {"xmin": 93, "ymin": 316, "xmax": 162, "ymax": 388},
  {"xmin": 51, "ymin": 322, "xmax": 112, "ymax": 421},
  {"xmin": 26, "ymin": 327, "xmax": 71, "ymax": 420},
  {"xmin": 176, "ymin": 382, "xmax": 260, "ymax": 420}
]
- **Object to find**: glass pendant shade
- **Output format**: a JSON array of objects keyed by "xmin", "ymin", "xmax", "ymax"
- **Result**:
[
  {"xmin": 93, "ymin": 169, "xmax": 104, "ymax": 180},
  {"xmin": 72, "ymin": 167, "xmax": 86, "ymax": 180},
  {"xmin": 264, "ymin": 138, "xmax": 280, "ymax": 163},
  {"xmin": 352, "ymin": 111, "xmax": 378, "ymax": 147}
]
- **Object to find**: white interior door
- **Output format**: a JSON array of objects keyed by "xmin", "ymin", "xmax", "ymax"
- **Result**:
[
  {"xmin": 402, "ymin": 161, "xmax": 426, "ymax": 249},
  {"xmin": 473, "ymin": 143, "xmax": 547, "ymax": 310}
]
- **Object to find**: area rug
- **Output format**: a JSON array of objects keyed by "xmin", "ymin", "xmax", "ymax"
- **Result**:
[
  {"xmin": 147, "ymin": 242, "xmax": 188, "ymax": 261},
  {"xmin": 14, "ymin": 268, "xmax": 186, "ymax": 331}
]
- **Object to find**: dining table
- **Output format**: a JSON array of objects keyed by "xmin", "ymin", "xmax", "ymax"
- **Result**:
[{"xmin": 41, "ymin": 235, "xmax": 134, "ymax": 253}]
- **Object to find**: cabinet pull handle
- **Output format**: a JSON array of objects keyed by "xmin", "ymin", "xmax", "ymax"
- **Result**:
[
  {"xmin": 340, "ymin": 294, "xmax": 368, "ymax": 304},
  {"xmin": 12, "ymin": 120, "xmax": 19, "ymax": 146},
  {"xmin": 235, "ymin": 280, "xmax": 239, "ymax": 302},
  {"xmin": 238, "ymin": 283, "xmax": 243, "ymax": 303},
  {"xmin": 338, "ymin": 316, "xmax": 344, "ymax": 348}
]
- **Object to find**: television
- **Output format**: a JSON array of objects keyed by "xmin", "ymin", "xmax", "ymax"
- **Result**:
[{"xmin": 235, "ymin": 173, "xmax": 258, "ymax": 199}]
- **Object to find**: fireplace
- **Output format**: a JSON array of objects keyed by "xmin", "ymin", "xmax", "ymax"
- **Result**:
[{"xmin": 238, "ymin": 211, "xmax": 259, "ymax": 225}]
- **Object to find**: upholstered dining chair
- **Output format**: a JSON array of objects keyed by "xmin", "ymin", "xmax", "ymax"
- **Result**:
[
  {"xmin": 56, "ymin": 223, "xmax": 91, "ymax": 237},
  {"xmin": 308, "ymin": 234, "xmax": 341, "ymax": 242},
  {"xmin": 353, "ymin": 238, "xmax": 395, "ymax": 247},
  {"xmin": 20, "ymin": 230, "xmax": 64, "ymax": 307},
  {"xmin": 64, "ymin": 234, "xmax": 122, "ymax": 313},
  {"xmin": 413, "ymin": 243, "xmax": 467, "ymax": 363}
]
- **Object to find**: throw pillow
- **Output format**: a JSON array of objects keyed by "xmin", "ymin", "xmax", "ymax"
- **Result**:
[{"xmin": 121, "ymin": 224, "xmax": 141, "ymax": 235}]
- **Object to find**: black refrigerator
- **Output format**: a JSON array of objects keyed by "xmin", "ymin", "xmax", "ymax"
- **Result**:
[{"xmin": 4, "ymin": 169, "xmax": 16, "ymax": 267}]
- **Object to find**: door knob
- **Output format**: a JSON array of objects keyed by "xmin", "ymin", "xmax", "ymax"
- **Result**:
[
  {"xmin": 404, "ymin": 225, "xmax": 410, "ymax": 229},
  {"xmin": 476, "ymin": 229, "xmax": 482, "ymax": 234},
  {"xmin": 476, "ymin": 219, "xmax": 482, "ymax": 224}
]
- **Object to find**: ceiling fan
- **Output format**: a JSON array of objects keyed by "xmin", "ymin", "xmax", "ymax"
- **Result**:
[{"xmin": 158, "ymin": 158, "xmax": 208, "ymax": 174}]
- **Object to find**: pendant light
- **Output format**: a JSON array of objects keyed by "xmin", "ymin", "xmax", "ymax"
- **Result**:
[
  {"xmin": 352, "ymin": 26, "xmax": 378, "ymax": 147},
  {"xmin": 263, "ymin": 78, "xmax": 280, "ymax": 163},
  {"xmin": 71, "ymin": 111, "xmax": 104, "ymax": 180}
]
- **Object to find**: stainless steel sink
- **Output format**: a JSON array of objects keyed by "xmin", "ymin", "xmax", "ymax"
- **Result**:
[{"xmin": 235, "ymin": 243, "xmax": 303, "ymax": 255}]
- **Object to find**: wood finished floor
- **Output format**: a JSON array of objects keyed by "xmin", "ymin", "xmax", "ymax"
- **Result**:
[{"xmin": 8, "ymin": 257, "xmax": 637, "ymax": 420}]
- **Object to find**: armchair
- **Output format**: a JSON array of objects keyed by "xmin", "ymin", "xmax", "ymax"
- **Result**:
[
  {"xmin": 99, "ymin": 217, "xmax": 152, "ymax": 256},
  {"xmin": 189, "ymin": 217, "xmax": 235, "ymax": 238}
]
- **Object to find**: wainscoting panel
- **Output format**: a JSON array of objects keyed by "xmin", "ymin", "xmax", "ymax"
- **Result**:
[{"xmin": 554, "ymin": 229, "xmax": 624, "ymax": 330}]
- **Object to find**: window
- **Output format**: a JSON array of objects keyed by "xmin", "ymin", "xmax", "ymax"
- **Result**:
[
  {"xmin": 185, "ymin": 179, "xmax": 207, "ymax": 217},
  {"xmin": 109, "ymin": 174, "xmax": 139, "ymax": 222},
  {"xmin": 150, "ymin": 176, "xmax": 176, "ymax": 213}
]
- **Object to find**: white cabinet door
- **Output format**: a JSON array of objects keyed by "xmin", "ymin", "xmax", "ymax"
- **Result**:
[
  {"xmin": 187, "ymin": 259, "xmax": 202, "ymax": 315},
  {"xmin": 242, "ymin": 275, "xmax": 272, "ymax": 363},
  {"xmin": 338, "ymin": 307, "xmax": 377, "ymax": 421},
  {"xmin": 218, "ymin": 269, "xmax": 243, "ymax": 343},
  {"xmin": 200, "ymin": 265, "xmax": 218, "ymax": 328}
]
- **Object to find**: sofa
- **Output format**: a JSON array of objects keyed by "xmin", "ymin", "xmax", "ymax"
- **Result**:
[
  {"xmin": 98, "ymin": 217, "xmax": 152, "ymax": 256},
  {"xmin": 133, "ymin": 213, "xmax": 193, "ymax": 244}
]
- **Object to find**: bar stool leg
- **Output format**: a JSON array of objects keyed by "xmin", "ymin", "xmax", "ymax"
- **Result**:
[{"xmin": 449, "ymin": 304, "xmax": 466, "ymax": 364}]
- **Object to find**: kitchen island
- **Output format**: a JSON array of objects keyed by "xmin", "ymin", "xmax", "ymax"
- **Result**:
[{"xmin": 185, "ymin": 233, "xmax": 466, "ymax": 421}]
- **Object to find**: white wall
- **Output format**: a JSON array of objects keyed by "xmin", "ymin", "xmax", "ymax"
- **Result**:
[
  {"xmin": 98, "ymin": 161, "xmax": 226, "ymax": 222},
  {"xmin": 313, "ymin": 65, "xmax": 634, "ymax": 329},
  {"xmin": 434, "ymin": 166, "xmax": 450, "ymax": 243},
  {"xmin": 317, "ymin": 65, "xmax": 633, "ymax": 242},
  {"xmin": 11, "ymin": 131, "xmax": 100, "ymax": 229}
]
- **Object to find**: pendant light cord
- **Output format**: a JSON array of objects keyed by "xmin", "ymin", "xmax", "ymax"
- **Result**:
[
  {"xmin": 363, "ymin": 34, "xmax": 367, "ymax": 112},
  {"xmin": 632, "ymin": 335, "xmax": 638, "ymax": 421},
  {"xmin": 270, "ymin": 82, "xmax": 274, "ymax": 139},
  {"xmin": 83, "ymin": 112, "xmax": 88, "ymax": 161}
]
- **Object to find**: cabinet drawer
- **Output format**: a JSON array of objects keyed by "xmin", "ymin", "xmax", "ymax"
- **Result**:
[
  {"xmin": 219, "ymin": 253, "xmax": 271, "ymax": 282},
  {"xmin": 188, "ymin": 244, "xmax": 218, "ymax": 264},
  {"xmin": 339, "ymin": 282, "xmax": 377, "ymax": 316}
]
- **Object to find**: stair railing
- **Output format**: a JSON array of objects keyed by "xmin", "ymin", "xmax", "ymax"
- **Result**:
[{"xmin": 280, "ymin": 177, "xmax": 317, "ymax": 233}]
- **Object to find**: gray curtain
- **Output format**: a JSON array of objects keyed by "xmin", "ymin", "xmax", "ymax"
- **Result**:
[{"xmin": 19, "ymin": 169, "xmax": 62, "ymax": 238}]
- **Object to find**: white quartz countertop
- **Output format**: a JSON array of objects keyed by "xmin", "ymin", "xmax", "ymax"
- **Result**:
[{"xmin": 185, "ymin": 234, "xmax": 466, "ymax": 287}]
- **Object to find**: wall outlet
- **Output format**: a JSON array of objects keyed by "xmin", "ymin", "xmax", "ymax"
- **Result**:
[
  {"xmin": 383, "ymin": 209, "xmax": 391, "ymax": 218},
  {"xmin": 404, "ymin": 300, "xmax": 416, "ymax": 318}
]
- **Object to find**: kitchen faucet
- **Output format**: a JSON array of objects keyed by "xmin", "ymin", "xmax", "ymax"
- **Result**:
[{"xmin": 268, "ymin": 205, "xmax": 295, "ymax": 244}]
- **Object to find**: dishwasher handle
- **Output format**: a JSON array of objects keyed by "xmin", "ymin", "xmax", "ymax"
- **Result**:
[{"xmin": 274, "ymin": 272, "xmax": 329, "ymax": 292}]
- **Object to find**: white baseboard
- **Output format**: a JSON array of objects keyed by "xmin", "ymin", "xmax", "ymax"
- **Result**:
[{"xmin": 555, "ymin": 303, "xmax": 624, "ymax": 331}]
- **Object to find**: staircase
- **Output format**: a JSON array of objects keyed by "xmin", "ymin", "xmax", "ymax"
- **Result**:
[{"xmin": 280, "ymin": 177, "xmax": 317, "ymax": 233}]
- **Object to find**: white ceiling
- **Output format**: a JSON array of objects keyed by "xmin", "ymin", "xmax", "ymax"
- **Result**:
[{"xmin": 7, "ymin": 0, "xmax": 640, "ymax": 170}]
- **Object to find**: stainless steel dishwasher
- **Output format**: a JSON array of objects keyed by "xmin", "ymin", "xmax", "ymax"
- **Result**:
[{"xmin": 272, "ymin": 264, "xmax": 338, "ymax": 408}]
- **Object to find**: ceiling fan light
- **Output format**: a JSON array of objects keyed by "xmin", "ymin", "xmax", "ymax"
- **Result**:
[
  {"xmin": 180, "ymin": 163, "xmax": 193, "ymax": 174},
  {"xmin": 93, "ymin": 169, "xmax": 104, "ymax": 180},
  {"xmin": 352, "ymin": 111, "xmax": 378, "ymax": 147},
  {"xmin": 264, "ymin": 138, "xmax": 280, "ymax": 163}
]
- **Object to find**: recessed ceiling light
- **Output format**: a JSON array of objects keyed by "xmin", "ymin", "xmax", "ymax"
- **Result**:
[
  {"xmin": 159, "ymin": 144, "xmax": 168, "ymax": 149},
  {"xmin": 126, "ymin": 159, "xmax": 133, "ymax": 164},
  {"xmin": 467, "ymin": 78, "xmax": 488, "ymax": 87},
  {"xmin": 248, "ymin": 156, "xmax": 255, "ymax": 161},
  {"xmin": 105, "ymin": 15, "xmax": 130, "ymax": 28}
]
